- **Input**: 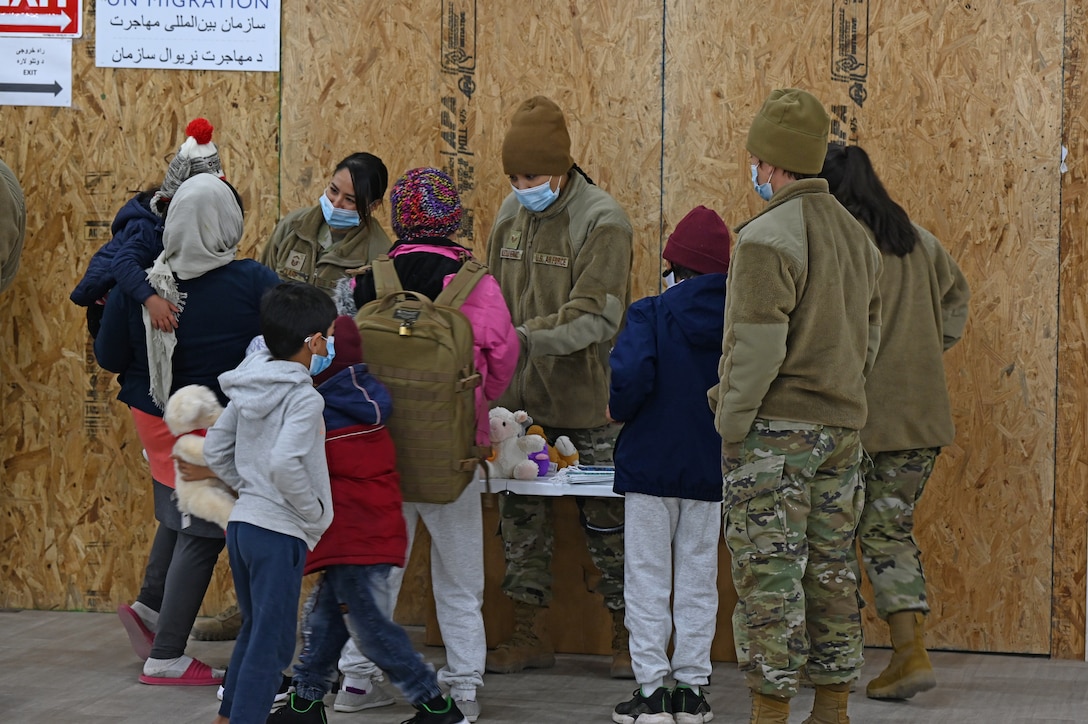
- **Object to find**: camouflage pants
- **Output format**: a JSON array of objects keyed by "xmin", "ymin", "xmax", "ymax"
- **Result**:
[
  {"xmin": 498, "ymin": 422, "xmax": 625, "ymax": 611},
  {"xmin": 855, "ymin": 447, "xmax": 938, "ymax": 619},
  {"xmin": 723, "ymin": 419, "xmax": 865, "ymax": 697}
]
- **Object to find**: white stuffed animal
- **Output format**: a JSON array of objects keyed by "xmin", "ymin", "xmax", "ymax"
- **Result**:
[
  {"xmin": 163, "ymin": 384, "xmax": 236, "ymax": 528},
  {"xmin": 486, "ymin": 407, "xmax": 547, "ymax": 480}
]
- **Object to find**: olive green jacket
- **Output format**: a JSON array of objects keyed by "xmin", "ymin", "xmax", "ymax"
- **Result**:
[
  {"xmin": 861, "ymin": 223, "xmax": 970, "ymax": 453},
  {"xmin": 710, "ymin": 179, "xmax": 883, "ymax": 443},
  {"xmin": 260, "ymin": 205, "xmax": 391, "ymax": 295},
  {"xmin": 0, "ymin": 158, "xmax": 26, "ymax": 294},
  {"xmin": 486, "ymin": 172, "xmax": 633, "ymax": 429}
]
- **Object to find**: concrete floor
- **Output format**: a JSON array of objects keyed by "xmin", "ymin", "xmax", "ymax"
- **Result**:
[{"xmin": 4, "ymin": 609, "xmax": 1088, "ymax": 723}]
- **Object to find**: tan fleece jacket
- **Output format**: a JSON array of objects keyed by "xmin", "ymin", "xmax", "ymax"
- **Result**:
[
  {"xmin": 261, "ymin": 205, "xmax": 391, "ymax": 295},
  {"xmin": 710, "ymin": 179, "xmax": 883, "ymax": 443},
  {"xmin": 0, "ymin": 158, "xmax": 26, "ymax": 294},
  {"xmin": 486, "ymin": 171, "xmax": 633, "ymax": 429},
  {"xmin": 861, "ymin": 223, "xmax": 970, "ymax": 453}
]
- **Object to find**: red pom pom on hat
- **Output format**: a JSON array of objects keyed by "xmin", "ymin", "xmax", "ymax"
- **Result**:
[{"xmin": 185, "ymin": 118, "xmax": 214, "ymax": 145}]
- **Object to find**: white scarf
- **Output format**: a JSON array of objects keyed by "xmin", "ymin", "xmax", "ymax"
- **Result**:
[{"xmin": 145, "ymin": 174, "xmax": 243, "ymax": 409}]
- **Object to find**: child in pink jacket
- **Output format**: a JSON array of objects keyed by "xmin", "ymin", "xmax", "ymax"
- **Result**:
[{"xmin": 333, "ymin": 167, "xmax": 517, "ymax": 721}]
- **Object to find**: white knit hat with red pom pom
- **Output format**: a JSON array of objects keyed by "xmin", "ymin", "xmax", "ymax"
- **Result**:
[{"xmin": 151, "ymin": 118, "xmax": 226, "ymax": 216}]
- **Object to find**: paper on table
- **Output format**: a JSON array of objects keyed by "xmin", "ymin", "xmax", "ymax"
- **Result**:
[{"xmin": 552, "ymin": 465, "xmax": 615, "ymax": 484}]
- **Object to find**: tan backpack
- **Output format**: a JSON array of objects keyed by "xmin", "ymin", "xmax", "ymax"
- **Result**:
[{"xmin": 355, "ymin": 254, "xmax": 488, "ymax": 503}]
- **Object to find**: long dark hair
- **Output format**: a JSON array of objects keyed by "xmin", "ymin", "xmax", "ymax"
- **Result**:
[
  {"xmin": 335, "ymin": 152, "xmax": 389, "ymax": 229},
  {"xmin": 820, "ymin": 144, "xmax": 916, "ymax": 256}
]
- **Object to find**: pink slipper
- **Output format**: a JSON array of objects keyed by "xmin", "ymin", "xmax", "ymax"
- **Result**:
[
  {"xmin": 117, "ymin": 603, "xmax": 154, "ymax": 661},
  {"xmin": 139, "ymin": 658, "xmax": 224, "ymax": 686}
]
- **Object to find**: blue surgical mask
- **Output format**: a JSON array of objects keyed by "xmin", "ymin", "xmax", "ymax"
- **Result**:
[
  {"xmin": 511, "ymin": 177, "xmax": 560, "ymax": 212},
  {"xmin": 308, "ymin": 335, "xmax": 336, "ymax": 376},
  {"xmin": 319, "ymin": 194, "xmax": 361, "ymax": 229},
  {"xmin": 751, "ymin": 164, "xmax": 774, "ymax": 201}
]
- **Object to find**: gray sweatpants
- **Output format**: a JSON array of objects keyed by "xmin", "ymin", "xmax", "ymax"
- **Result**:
[
  {"xmin": 624, "ymin": 492, "xmax": 721, "ymax": 690},
  {"xmin": 339, "ymin": 477, "xmax": 486, "ymax": 697}
]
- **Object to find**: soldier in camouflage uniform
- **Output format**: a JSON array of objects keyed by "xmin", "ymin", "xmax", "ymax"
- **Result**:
[
  {"xmin": 485, "ymin": 96, "xmax": 634, "ymax": 678},
  {"xmin": 498, "ymin": 424, "xmax": 625, "ymax": 614},
  {"xmin": 820, "ymin": 143, "xmax": 970, "ymax": 702},
  {"xmin": 710, "ymin": 89, "xmax": 882, "ymax": 724}
]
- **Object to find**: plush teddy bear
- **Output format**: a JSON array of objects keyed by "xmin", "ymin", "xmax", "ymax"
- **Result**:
[
  {"xmin": 486, "ymin": 407, "xmax": 547, "ymax": 480},
  {"xmin": 163, "ymin": 384, "xmax": 236, "ymax": 528},
  {"xmin": 525, "ymin": 424, "xmax": 580, "ymax": 470}
]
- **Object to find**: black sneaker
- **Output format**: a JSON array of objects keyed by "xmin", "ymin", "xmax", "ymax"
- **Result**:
[
  {"xmin": 266, "ymin": 693, "xmax": 328, "ymax": 723},
  {"xmin": 613, "ymin": 686, "xmax": 674, "ymax": 724},
  {"xmin": 672, "ymin": 685, "xmax": 713, "ymax": 724},
  {"xmin": 400, "ymin": 695, "xmax": 468, "ymax": 724}
]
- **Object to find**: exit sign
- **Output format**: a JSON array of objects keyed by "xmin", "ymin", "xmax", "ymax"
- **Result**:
[{"xmin": 0, "ymin": 0, "xmax": 82, "ymax": 38}]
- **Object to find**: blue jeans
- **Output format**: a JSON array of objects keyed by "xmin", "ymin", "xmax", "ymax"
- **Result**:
[
  {"xmin": 293, "ymin": 564, "xmax": 442, "ymax": 706},
  {"xmin": 218, "ymin": 522, "xmax": 307, "ymax": 724}
]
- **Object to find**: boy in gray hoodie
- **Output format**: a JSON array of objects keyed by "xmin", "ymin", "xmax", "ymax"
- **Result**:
[{"xmin": 204, "ymin": 282, "xmax": 337, "ymax": 724}]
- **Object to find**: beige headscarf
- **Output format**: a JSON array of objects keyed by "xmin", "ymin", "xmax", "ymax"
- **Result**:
[{"xmin": 144, "ymin": 174, "xmax": 243, "ymax": 409}]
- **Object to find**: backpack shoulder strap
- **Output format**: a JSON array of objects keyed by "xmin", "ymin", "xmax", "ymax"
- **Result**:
[
  {"xmin": 371, "ymin": 254, "xmax": 403, "ymax": 297},
  {"xmin": 435, "ymin": 259, "xmax": 487, "ymax": 310}
]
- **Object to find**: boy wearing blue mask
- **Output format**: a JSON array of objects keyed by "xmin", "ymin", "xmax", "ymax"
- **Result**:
[{"xmin": 202, "ymin": 281, "xmax": 337, "ymax": 724}]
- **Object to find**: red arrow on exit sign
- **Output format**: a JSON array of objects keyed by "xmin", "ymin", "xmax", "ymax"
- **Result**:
[{"xmin": 0, "ymin": 0, "xmax": 82, "ymax": 38}]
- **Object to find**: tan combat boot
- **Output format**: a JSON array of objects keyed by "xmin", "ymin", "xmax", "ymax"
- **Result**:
[
  {"xmin": 609, "ymin": 608, "xmax": 635, "ymax": 679},
  {"xmin": 749, "ymin": 691, "xmax": 790, "ymax": 724},
  {"xmin": 803, "ymin": 682, "xmax": 851, "ymax": 724},
  {"xmin": 191, "ymin": 604, "xmax": 242, "ymax": 641},
  {"xmin": 866, "ymin": 611, "xmax": 936, "ymax": 700},
  {"xmin": 485, "ymin": 601, "xmax": 555, "ymax": 674}
]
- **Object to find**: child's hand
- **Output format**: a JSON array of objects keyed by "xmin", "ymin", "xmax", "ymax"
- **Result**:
[
  {"xmin": 145, "ymin": 294, "xmax": 180, "ymax": 332},
  {"xmin": 174, "ymin": 459, "xmax": 214, "ymax": 481}
]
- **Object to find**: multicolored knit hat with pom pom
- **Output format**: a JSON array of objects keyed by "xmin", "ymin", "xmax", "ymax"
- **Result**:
[
  {"xmin": 389, "ymin": 167, "xmax": 462, "ymax": 241},
  {"xmin": 151, "ymin": 117, "xmax": 226, "ymax": 216}
]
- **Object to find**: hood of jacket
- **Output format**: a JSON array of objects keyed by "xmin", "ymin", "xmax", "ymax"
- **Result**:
[
  {"xmin": 218, "ymin": 349, "xmax": 313, "ymax": 419},
  {"xmin": 659, "ymin": 272, "xmax": 728, "ymax": 351},
  {"xmin": 112, "ymin": 193, "xmax": 162, "ymax": 235},
  {"xmin": 318, "ymin": 362, "xmax": 393, "ymax": 430}
]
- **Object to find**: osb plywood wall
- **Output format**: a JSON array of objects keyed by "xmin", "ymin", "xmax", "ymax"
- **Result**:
[
  {"xmin": 664, "ymin": 0, "xmax": 1064, "ymax": 656},
  {"xmin": 1056, "ymin": 0, "xmax": 1088, "ymax": 661},
  {"xmin": 0, "ymin": 0, "xmax": 1083, "ymax": 658}
]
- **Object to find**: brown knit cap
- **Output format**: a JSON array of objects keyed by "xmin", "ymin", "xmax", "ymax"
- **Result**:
[
  {"xmin": 746, "ymin": 88, "xmax": 831, "ymax": 175},
  {"xmin": 501, "ymin": 96, "xmax": 574, "ymax": 176}
]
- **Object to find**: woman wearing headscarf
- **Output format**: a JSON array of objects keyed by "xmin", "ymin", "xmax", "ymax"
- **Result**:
[{"xmin": 95, "ymin": 174, "xmax": 280, "ymax": 686}]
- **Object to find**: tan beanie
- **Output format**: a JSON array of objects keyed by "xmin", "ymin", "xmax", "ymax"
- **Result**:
[
  {"xmin": 746, "ymin": 88, "xmax": 831, "ymax": 175},
  {"xmin": 501, "ymin": 96, "xmax": 574, "ymax": 176}
]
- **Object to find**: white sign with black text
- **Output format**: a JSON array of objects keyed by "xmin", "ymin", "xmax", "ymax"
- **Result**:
[
  {"xmin": 0, "ymin": 36, "xmax": 72, "ymax": 107},
  {"xmin": 94, "ymin": 0, "xmax": 279, "ymax": 72}
]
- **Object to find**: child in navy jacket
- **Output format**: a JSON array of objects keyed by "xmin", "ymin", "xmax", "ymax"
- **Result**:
[
  {"xmin": 608, "ymin": 206, "xmax": 730, "ymax": 724},
  {"xmin": 69, "ymin": 189, "xmax": 175, "ymax": 336},
  {"xmin": 71, "ymin": 118, "xmax": 229, "ymax": 336}
]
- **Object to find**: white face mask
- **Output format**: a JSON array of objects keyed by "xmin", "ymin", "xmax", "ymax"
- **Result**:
[
  {"xmin": 751, "ymin": 164, "xmax": 774, "ymax": 201},
  {"xmin": 662, "ymin": 271, "xmax": 678, "ymax": 289},
  {"xmin": 511, "ymin": 177, "xmax": 560, "ymax": 212}
]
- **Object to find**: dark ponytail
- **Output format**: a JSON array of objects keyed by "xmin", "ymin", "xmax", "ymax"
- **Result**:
[
  {"xmin": 334, "ymin": 152, "xmax": 389, "ymax": 230},
  {"xmin": 571, "ymin": 163, "xmax": 596, "ymax": 186},
  {"xmin": 820, "ymin": 144, "xmax": 916, "ymax": 256}
]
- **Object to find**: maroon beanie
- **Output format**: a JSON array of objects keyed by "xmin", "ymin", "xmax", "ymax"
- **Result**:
[
  {"xmin": 313, "ymin": 315, "xmax": 363, "ymax": 386},
  {"xmin": 662, "ymin": 206, "xmax": 731, "ymax": 275}
]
